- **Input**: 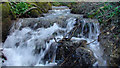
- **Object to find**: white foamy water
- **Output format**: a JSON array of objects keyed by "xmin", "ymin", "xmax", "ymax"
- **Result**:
[{"xmin": 2, "ymin": 6, "xmax": 106, "ymax": 66}]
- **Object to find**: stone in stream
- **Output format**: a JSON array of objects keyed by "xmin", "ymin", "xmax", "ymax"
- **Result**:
[
  {"xmin": 0, "ymin": 49, "xmax": 7, "ymax": 64},
  {"xmin": 56, "ymin": 40, "xmax": 96, "ymax": 66}
]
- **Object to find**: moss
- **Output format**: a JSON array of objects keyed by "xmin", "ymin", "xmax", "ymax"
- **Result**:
[
  {"xmin": 28, "ymin": 2, "xmax": 52, "ymax": 17},
  {"xmin": 2, "ymin": 18, "xmax": 12, "ymax": 42},
  {"xmin": 0, "ymin": 4, "xmax": 2, "ymax": 17},
  {"xmin": 29, "ymin": 10, "xmax": 41, "ymax": 17},
  {"xmin": 47, "ymin": 2, "xmax": 52, "ymax": 10},
  {"xmin": 2, "ymin": 3, "xmax": 12, "ymax": 25},
  {"xmin": 2, "ymin": 3, "xmax": 13, "ymax": 42},
  {"xmin": 35, "ymin": 2, "xmax": 47, "ymax": 13},
  {"xmin": 2, "ymin": 2, "xmax": 10, "ymax": 18},
  {"xmin": 52, "ymin": 2, "xmax": 61, "ymax": 6},
  {"xmin": 10, "ymin": 10, "xmax": 16, "ymax": 20}
]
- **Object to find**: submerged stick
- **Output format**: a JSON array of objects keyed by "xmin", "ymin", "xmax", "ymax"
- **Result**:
[{"xmin": 86, "ymin": 39, "xmax": 97, "ymax": 45}]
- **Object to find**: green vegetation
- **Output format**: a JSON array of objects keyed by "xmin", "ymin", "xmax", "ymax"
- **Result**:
[
  {"xmin": 87, "ymin": 3, "xmax": 120, "ymax": 23},
  {"xmin": 52, "ymin": 2, "xmax": 61, "ymax": 6},
  {"xmin": 9, "ymin": 2, "xmax": 32, "ymax": 15},
  {"xmin": 52, "ymin": 2, "xmax": 76, "ymax": 7},
  {"xmin": 9, "ymin": 2, "xmax": 52, "ymax": 18}
]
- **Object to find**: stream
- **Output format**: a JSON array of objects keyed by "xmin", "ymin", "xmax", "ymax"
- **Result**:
[{"xmin": 2, "ymin": 6, "xmax": 107, "ymax": 66}]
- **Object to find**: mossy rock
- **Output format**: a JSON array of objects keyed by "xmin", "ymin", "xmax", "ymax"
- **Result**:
[
  {"xmin": 2, "ymin": 2, "xmax": 10, "ymax": 18},
  {"xmin": 30, "ymin": 2, "xmax": 52, "ymax": 14},
  {"xmin": 1, "ymin": 3, "xmax": 14, "ymax": 42},
  {"xmin": 47, "ymin": 2, "xmax": 52, "ymax": 10},
  {"xmin": 2, "ymin": 2, "xmax": 16, "ymax": 20},
  {"xmin": 2, "ymin": 2, "xmax": 13, "ymax": 24},
  {"xmin": 2, "ymin": 18, "xmax": 12, "ymax": 42},
  {"xmin": 35, "ymin": 2, "xmax": 48, "ymax": 13},
  {"xmin": 44, "ymin": 2, "xmax": 52, "ymax": 11},
  {"xmin": 27, "ymin": 2, "xmax": 52, "ymax": 17},
  {"xmin": 0, "ymin": 4, "xmax": 2, "ymax": 18},
  {"xmin": 29, "ymin": 10, "xmax": 41, "ymax": 17}
]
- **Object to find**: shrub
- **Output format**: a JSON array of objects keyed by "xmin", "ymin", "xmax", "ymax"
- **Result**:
[{"xmin": 9, "ymin": 2, "xmax": 32, "ymax": 15}]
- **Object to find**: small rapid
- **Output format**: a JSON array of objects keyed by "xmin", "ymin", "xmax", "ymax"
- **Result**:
[{"xmin": 2, "ymin": 6, "xmax": 106, "ymax": 66}]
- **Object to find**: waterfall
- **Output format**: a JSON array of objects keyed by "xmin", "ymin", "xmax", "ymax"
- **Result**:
[{"xmin": 2, "ymin": 6, "xmax": 106, "ymax": 66}]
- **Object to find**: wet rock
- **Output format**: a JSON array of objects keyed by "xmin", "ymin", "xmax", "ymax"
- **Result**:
[
  {"xmin": 24, "ymin": 2, "xmax": 52, "ymax": 18},
  {"xmin": 56, "ymin": 40, "xmax": 96, "ymax": 66},
  {"xmin": 12, "ymin": 14, "xmax": 81, "ymax": 31},
  {"xmin": 28, "ymin": 10, "xmax": 41, "ymax": 18},
  {"xmin": 75, "ymin": 47, "xmax": 96, "ymax": 66},
  {"xmin": 2, "ymin": 3, "xmax": 13, "ymax": 42},
  {"xmin": 44, "ymin": 42, "xmax": 58, "ymax": 62}
]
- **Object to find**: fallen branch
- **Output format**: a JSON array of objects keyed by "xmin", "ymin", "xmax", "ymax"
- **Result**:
[
  {"xmin": 59, "ymin": 45, "xmax": 94, "ymax": 66},
  {"xmin": 59, "ymin": 49, "xmax": 75, "ymax": 66},
  {"xmin": 77, "ymin": 47, "xmax": 93, "ymax": 57},
  {"xmin": 26, "ymin": 2, "xmax": 46, "ymax": 12},
  {"xmin": 86, "ymin": 39, "xmax": 97, "ymax": 45},
  {"xmin": 17, "ymin": 7, "xmax": 38, "ymax": 18}
]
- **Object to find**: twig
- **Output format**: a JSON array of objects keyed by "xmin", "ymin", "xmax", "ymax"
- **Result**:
[
  {"xmin": 77, "ymin": 47, "xmax": 93, "ymax": 57},
  {"xmin": 86, "ymin": 39, "xmax": 97, "ymax": 45},
  {"xmin": 59, "ymin": 46, "xmax": 94, "ymax": 66},
  {"xmin": 104, "ymin": 13, "xmax": 115, "ymax": 22},
  {"xmin": 59, "ymin": 49, "xmax": 75, "ymax": 66},
  {"xmin": 17, "ymin": 7, "xmax": 37, "ymax": 18}
]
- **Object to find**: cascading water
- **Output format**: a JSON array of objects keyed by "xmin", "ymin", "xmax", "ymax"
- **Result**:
[{"xmin": 1, "ymin": 6, "xmax": 106, "ymax": 66}]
